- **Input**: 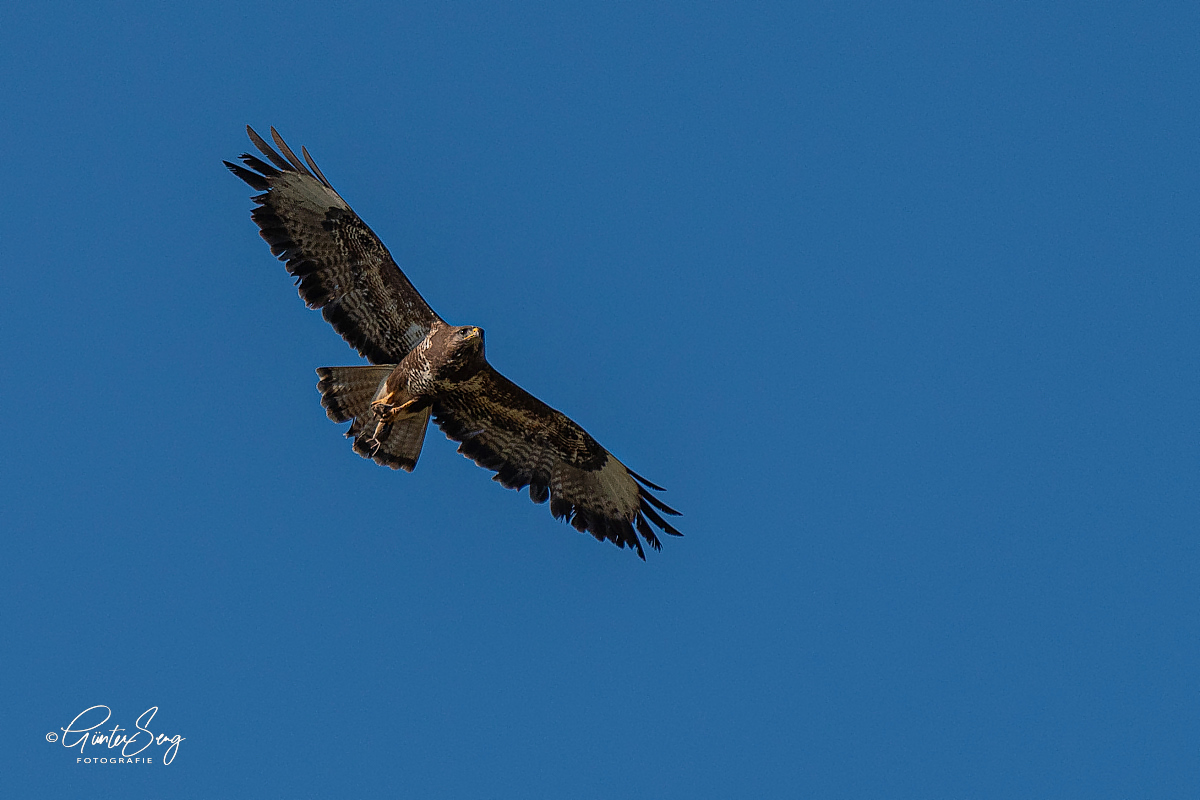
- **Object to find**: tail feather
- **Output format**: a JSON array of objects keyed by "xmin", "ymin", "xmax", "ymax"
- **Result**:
[
  {"xmin": 349, "ymin": 405, "xmax": 433, "ymax": 472},
  {"xmin": 315, "ymin": 366, "xmax": 431, "ymax": 472},
  {"xmin": 316, "ymin": 365, "xmax": 394, "ymax": 423}
]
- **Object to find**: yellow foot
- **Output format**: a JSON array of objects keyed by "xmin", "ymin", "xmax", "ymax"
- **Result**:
[{"xmin": 372, "ymin": 397, "xmax": 422, "ymax": 422}]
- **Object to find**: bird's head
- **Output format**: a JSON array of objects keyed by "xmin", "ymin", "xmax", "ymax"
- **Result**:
[
  {"xmin": 437, "ymin": 324, "xmax": 486, "ymax": 379},
  {"xmin": 454, "ymin": 324, "xmax": 484, "ymax": 351}
]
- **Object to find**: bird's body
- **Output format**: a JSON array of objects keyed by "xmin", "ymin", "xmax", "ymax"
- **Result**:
[{"xmin": 226, "ymin": 127, "xmax": 681, "ymax": 558}]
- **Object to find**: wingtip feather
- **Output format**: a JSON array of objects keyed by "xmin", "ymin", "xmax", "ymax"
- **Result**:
[
  {"xmin": 270, "ymin": 126, "xmax": 313, "ymax": 176},
  {"xmin": 627, "ymin": 467, "xmax": 667, "ymax": 492},
  {"xmin": 224, "ymin": 160, "xmax": 271, "ymax": 190},
  {"xmin": 246, "ymin": 125, "xmax": 292, "ymax": 171},
  {"xmin": 302, "ymin": 145, "xmax": 334, "ymax": 188}
]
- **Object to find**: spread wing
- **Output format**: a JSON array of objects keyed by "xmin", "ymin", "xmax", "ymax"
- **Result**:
[
  {"xmin": 433, "ymin": 366, "xmax": 682, "ymax": 559},
  {"xmin": 225, "ymin": 126, "xmax": 442, "ymax": 364}
]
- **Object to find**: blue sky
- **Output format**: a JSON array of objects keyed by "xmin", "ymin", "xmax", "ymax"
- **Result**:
[{"xmin": 2, "ymin": 2, "xmax": 1198, "ymax": 797}]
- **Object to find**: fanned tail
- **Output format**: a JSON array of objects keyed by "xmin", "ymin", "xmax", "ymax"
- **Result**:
[{"xmin": 315, "ymin": 366, "xmax": 431, "ymax": 471}]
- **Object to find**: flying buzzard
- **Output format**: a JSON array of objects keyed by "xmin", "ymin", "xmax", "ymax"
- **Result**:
[{"xmin": 225, "ymin": 127, "xmax": 681, "ymax": 558}]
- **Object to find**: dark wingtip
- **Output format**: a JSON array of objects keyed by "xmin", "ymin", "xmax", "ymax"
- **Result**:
[
  {"xmin": 640, "ymin": 487, "xmax": 682, "ymax": 517},
  {"xmin": 627, "ymin": 467, "xmax": 667, "ymax": 492},
  {"xmin": 641, "ymin": 503, "xmax": 683, "ymax": 538},
  {"xmin": 237, "ymin": 153, "xmax": 282, "ymax": 180},
  {"xmin": 636, "ymin": 513, "xmax": 664, "ymax": 551},
  {"xmin": 224, "ymin": 159, "xmax": 271, "ymax": 190},
  {"xmin": 302, "ymin": 145, "xmax": 334, "ymax": 188},
  {"xmin": 270, "ymin": 126, "xmax": 313, "ymax": 176},
  {"xmin": 246, "ymin": 125, "xmax": 293, "ymax": 172}
]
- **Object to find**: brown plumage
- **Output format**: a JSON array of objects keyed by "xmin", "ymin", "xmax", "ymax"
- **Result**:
[{"xmin": 226, "ymin": 126, "xmax": 681, "ymax": 558}]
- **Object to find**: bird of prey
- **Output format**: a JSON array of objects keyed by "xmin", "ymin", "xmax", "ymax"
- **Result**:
[{"xmin": 225, "ymin": 127, "xmax": 681, "ymax": 558}]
